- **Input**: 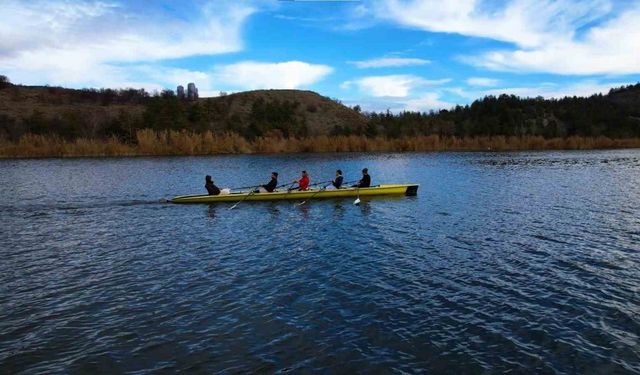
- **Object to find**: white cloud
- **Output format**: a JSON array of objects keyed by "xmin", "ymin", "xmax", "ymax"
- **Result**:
[
  {"xmin": 0, "ymin": 1, "xmax": 256, "ymax": 87},
  {"xmin": 344, "ymin": 93, "xmax": 454, "ymax": 113},
  {"xmin": 442, "ymin": 80, "xmax": 626, "ymax": 106},
  {"xmin": 482, "ymin": 80, "xmax": 626, "ymax": 99},
  {"xmin": 213, "ymin": 61, "xmax": 333, "ymax": 90},
  {"xmin": 403, "ymin": 93, "xmax": 455, "ymax": 112},
  {"xmin": 349, "ymin": 57, "xmax": 430, "ymax": 68},
  {"xmin": 367, "ymin": 0, "xmax": 640, "ymax": 75},
  {"xmin": 354, "ymin": 75, "xmax": 418, "ymax": 97},
  {"xmin": 110, "ymin": 61, "xmax": 333, "ymax": 97},
  {"xmin": 341, "ymin": 74, "xmax": 453, "ymax": 112},
  {"xmin": 344, "ymin": 75, "xmax": 450, "ymax": 97},
  {"xmin": 466, "ymin": 77, "xmax": 499, "ymax": 87},
  {"xmin": 370, "ymin": 0, "xmax": 611, "ymax": 48},
  {"xmin": 470, "ymin": 6, "xmax": 640, "ymax": 75},
  {"xmin": 444, "ymin": 86, "xmax": 476, "ymax": 99},
  {"xmin": 352, "ymin": 79, "xmax": 627, "ymax": 113},
  {"xmin": 0, "ymin": 2, "xmax": 333, "ymax": 93}
]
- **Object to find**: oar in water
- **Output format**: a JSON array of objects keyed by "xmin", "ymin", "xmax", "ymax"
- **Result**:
[
  {"xmin": 230, "ymin": 180, "xmax": 298, "ymax": 210},
  {"xmin": 345, "ymin": 180, "xmax": 361, "ymax": 205},
  {"xmin": 354, "ymin": 184, "xmax": 378, "ymax": 205},
  {"xmin": 333, "ymin": 180, "xmax": 360, "ymax": 205},
  {"xmin": 294, "ymin": 179, "xmax": 344, "ymax": 206},
  {"xmin": 297, "ymin": 180, "xmax": 360, "ymax": 206},
  {"xmin": 228, "ymin": 185, "xmax": 260, "ymax": 210},
  {"xmin": 296, "ymin": 184, "xmax": 330, "ymax": 206}
]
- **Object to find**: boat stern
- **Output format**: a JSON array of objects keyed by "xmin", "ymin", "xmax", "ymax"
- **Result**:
[{"xmin": 405, "ymin": 184, "xmax": 419, "ymax": 196}]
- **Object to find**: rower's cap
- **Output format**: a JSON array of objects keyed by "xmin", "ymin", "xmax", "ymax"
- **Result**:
[
  {"xmin": 362, "ymin": 168, "xmax": 368, "ymax": 173},
  {"xmin": 272, "ymin": 172, "xmax": 278, "ymax": 177},
  {"xmin": 337, "ymin": 169, "xmax": 342, "ymax": 174}
]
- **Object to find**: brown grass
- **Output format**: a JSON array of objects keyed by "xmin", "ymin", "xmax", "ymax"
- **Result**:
[{"xmin": 1, "ymin": 130, "xmax": 639, "ymax": 158}]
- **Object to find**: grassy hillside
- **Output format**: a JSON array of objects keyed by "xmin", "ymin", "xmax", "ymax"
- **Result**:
[
  {"xmin": 208, "ymin": 89, "xmax": 367, "ymax": 136},
  {"xmin": 1, "ymin": 76, "xmax": 640, "ymax": 157},
  {"xmin": 0, "ymin": 81, "xmax": 366, "ymax": 141}
]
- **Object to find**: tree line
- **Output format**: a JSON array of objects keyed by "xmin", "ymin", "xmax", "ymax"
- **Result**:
[
  {"xmin": 356, "ymin": 85, "xmax": 640, "ymax": 139},
  {"xmin": 1, "ymin": 74, "xmax": 639, "ymax": 141}
]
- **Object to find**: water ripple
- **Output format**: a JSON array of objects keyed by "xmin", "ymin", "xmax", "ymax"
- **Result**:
[{"xmin": 1, "ymin": 150, "xmax": 639, "ymax": 373}]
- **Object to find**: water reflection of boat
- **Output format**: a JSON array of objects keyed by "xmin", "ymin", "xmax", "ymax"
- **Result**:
[{"xmin": 171, "ymin": 184, "xmax": 419, "ymax": 204}]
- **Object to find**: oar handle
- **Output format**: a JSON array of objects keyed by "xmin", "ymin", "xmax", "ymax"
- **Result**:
[
  {"xmin": 276, "ymin": 181, "xmax": 297, "ymax": 189},
  {"xmin": 308, "ymin": 180, "xmax": 332, "ymax": 187},
  {"xmin": 232, "ymin": 181, "xmax": 294, "ymax": 191},
  {"xmin": 230, "ymin": 185, "xmax": 257, "ymax": 191},
  {"xmin": 234, "ymin": 180, "xmax": 331, "ymax": 191}
]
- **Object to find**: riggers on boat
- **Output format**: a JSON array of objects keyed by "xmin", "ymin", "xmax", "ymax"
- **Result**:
[{"xmin": 170, "ymin": 184, "xmax": 419, "ymax": 204}]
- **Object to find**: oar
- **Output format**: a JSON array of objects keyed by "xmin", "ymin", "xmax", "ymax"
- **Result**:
[
  {"xmin": 231, "ymin": 180, "xmax": 298, "ymax": 192},
  {"xmin": 296, "ymin": 184, "xmax": 329, "ymax": 206},
  {"xmin": 308, "ymin": 180, "xmax": 332, "ymax": 187},
  {"xmin": 228, "ymin": 185, "xmax": 260, "ymax": 210},
  {"xmin": 283, "ymin": 181, "xmax": 298, "ymax": 192},
  {"xmin": 346, "ymin": 180, "xmax": 361, "ymax": 205},
  {"xmin": 230, "ymin": 184, "xmax": 258, "ymax": 191},
  {"xmin": 289, "ymin": 179, "xmax": 331, "ymax": 192},
  {"xmin": 229, "ymin": 179, "xmax": 302, "ymax": 210}
]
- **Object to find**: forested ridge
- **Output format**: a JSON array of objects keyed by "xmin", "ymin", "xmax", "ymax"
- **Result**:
[
  {"xmin": 363, "ymin": 85, "xmax": 640, "ymax": 139},
  {"xmin": 1, "ymin": 74, "xmax": 639, "ymax": 143}
]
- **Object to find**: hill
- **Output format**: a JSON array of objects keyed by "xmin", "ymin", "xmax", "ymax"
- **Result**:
[
  {"xmin": 1, "ymin": 75, "xmax": 639, "ymax": 143},
  {"xmin": 0, "ymin": 79, "xmax": 366, "ymax": 141}
]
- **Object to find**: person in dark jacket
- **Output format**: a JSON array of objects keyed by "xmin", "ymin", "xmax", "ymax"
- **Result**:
[
  {"xmin": 205, "ymin": 175, "xmax": 220, "ymax": 195},
  {"xmin": 258, "ymin": 172, "xmax": 278, "ymax": 193},
  {"xmin": 353, "ymin": 168, "xmax": 371, "ymax": 188},
  {"xmin": 332, "ymin": 169, "xmax": 343, "ymax": 189}
]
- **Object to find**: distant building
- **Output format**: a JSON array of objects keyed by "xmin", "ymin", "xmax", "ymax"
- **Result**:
[
  {"xmin": 177, "ymin": 85, "xmax": 185, "ymax": 99},
  {"xmin": 187, "ymin": 83, "xmax": 199, "ymax": 100}
]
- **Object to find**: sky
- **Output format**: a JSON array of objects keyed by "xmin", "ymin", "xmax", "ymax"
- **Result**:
[{"xmin": 1, "ymin": 0, "xmax": 639, "ymax": 112}]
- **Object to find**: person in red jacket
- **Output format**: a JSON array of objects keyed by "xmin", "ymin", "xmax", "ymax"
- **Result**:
[{"xmin": 292, "ymin": 170, "xmax": 310, "ymax": 191}]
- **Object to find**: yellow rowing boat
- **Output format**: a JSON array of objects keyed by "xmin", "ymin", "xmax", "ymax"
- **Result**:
[{"xmin": 170, "ymin": 184, "xmax": 419, "ymax": 204}]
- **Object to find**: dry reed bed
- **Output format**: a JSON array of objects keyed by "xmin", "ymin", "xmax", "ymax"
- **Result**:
[{"xmin": 1, "ymin": 130, "xmax": 640, "ymax": 158}]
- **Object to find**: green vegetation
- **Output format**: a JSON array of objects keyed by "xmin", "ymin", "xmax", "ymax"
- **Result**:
[
  {"xmin": 0, "ymin": 75, "xmax": 639, "ymax": 157},
  {"xmin": 360, "ymin": 86, "xmax": 640, "ymax": 139},
  {"xmin": 0, "ymin": 75, "xmax": 10, "ymax": 89}
]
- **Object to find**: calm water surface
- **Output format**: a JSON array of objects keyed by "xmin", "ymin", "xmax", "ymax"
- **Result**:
[{"xmin": 1, "ymin": 150, "xmax": 639, "ymax": 374}]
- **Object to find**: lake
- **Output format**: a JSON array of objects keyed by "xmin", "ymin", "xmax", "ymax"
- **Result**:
[{"xmin": 1, "ymin": 150, "xmax": 639, "ymax": 374}]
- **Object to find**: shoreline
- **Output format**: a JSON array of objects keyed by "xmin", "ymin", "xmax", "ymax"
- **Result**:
[{"xmin": 2, "ymin": 130, "xmax": 640, "ymax": 159}]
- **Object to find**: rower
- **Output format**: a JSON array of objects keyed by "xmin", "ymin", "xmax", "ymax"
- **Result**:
[
  {"xmin": 256, "ymin": 172, "xmax": 278, "ymax": 193},
  {"xmin": 205, "ymin": 175, "xmax": 221, "ymax": 195},
  {"xmin": 353, "ymin": 168, "xmax": 371, "ymax": 188},
  {"xmin": 292, "ymin": 170, "xmax": 310, "ymax": 191},
  {"xmin": 326, "ymin": 169, "xmax": 343, "ymax": 190}
]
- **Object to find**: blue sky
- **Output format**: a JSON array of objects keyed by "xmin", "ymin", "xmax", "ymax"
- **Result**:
[{"xmin": 1, "ymin": 0, "xmax": 639, "ymax": 112}]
